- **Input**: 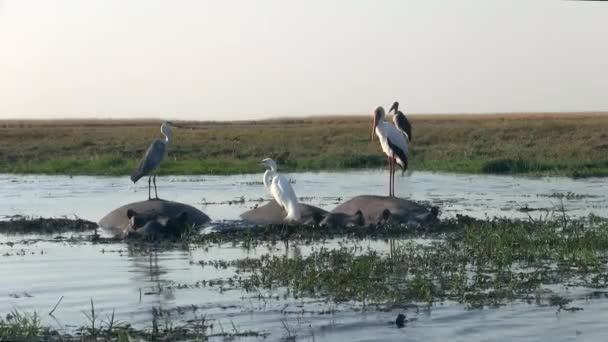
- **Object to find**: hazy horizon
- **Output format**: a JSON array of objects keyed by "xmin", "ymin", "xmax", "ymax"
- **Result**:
[{"xmin": 1, "ymin": 0, "xmax": 607, "ymax": 120}]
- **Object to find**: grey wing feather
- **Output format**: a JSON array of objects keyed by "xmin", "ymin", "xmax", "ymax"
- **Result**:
[
  {"xmin": 393, "ymin": 112, "xmax": 412, "ymax": 142},
  {"xmin": 131, "ymin": 139, "xmax": 166, "ymax": 183}
]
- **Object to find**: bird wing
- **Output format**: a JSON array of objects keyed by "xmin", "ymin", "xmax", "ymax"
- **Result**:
[
  {"xmin": 131, "ymin": 139, "xmax": 166, "ymax": 183},
  {"xmin": 393, "ymin": 112, "xmax": 412, "ymax": 141},
  {"xmin": 270, "ymin": 173, "xmax": 301, "ymax": 221},
  {"xmin": 385, "ymin": 124, "xmax": 409, "ymax": 170}
]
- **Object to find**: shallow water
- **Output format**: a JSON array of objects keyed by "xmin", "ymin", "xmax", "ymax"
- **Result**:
[
  {"xmin": 1, "ymin": 171, "xmax": 608, "ymax": 341},
  {"xmin": 0, "ymin": 170, "xmax": 606, "ymax": 221}
]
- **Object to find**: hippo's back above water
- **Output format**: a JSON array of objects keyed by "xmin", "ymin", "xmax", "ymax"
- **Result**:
[
  {"xmin": 240, "ymin": 200, "xmax": 327, "ymax": 225},
  {"xmin": 99, "ymin": 199, "xmax": 211, "ymax": 237},
  {"xmin": 331, "ymin": 195, "xmax": 438, "ymax": 225}
]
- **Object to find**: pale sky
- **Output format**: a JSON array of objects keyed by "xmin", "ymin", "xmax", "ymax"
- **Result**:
[{"xmin": 0, "ymin": 0, "xmax": 607, "ymax": 120}]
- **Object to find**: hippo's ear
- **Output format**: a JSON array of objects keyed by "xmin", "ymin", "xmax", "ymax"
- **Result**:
[
  {"xmin": 127, "ymin": 209, "xmax": 137, "ymax": 219},
  {"xmin": 176, "ymin": 211, "xmax": 188, "ymax": 223}
]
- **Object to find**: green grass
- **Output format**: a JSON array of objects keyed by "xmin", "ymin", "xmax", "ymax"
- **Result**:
[
  {"xmin": 0, "ymin": 310, "xmax": 44, "ymax": 341},
  {"xmin": 1, "ymin": 113, "xmax": 608, "ymax": 177},
  {"xmin": 219, "ymin": 215, "xmax": 608, "ymax": 307}
]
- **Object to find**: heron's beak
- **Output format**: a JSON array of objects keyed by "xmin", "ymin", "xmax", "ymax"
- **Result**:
[{"xmin": 371, "ymin": 117, "xmax": 377, "ymax": 142}]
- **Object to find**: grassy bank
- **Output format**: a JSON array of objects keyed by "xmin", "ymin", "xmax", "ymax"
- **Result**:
[{"xmin": 1, "ymin": 113, "xmax": 608, "ymax": 177}]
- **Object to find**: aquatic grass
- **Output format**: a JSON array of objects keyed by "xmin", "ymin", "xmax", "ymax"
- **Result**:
[
  {"xmin": 220, "ymin": 216, "xmax": 608, "ymax": 307},
  {"xmin": 0, "ymin": 310, "xmax": 44, "ymax": 341},
  {"xmin": 0, "ymin": 217, "xmax": 97, "ymax": 234}
]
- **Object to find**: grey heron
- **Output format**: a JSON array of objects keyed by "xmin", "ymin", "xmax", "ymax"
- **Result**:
[
  {"xmin": 131, "ymin": 121, "xmax": 173, "ymax": 200},
  {"xmin": 371, "ymin": 106, "xmax": 409, "ymax": 197},
  {"xmin": 260, "ymin": 158, "xmax": 301, "ymax": 222}
]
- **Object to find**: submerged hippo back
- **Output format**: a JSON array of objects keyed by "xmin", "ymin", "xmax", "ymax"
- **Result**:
[{"xmin": 331, "ymin": 195, "xmax": 436, "ymax": 225}]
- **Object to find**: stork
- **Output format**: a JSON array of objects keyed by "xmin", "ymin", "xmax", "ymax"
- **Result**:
[
  {"xmin": 371, "ymin": 106, "xmax": 409, "ymax": 197},
  {"xmin": 389, "ymin": 101, "xmax": 412, "ymax": 142}
]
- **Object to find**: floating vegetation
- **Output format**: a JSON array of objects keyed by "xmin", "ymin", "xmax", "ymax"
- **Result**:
[
  {"xmin": 538, "ymin": 192, "xmax": 600, "ymax": 200},
  {"xmin": 0, "ymin": 216, "xmax": 97, "ymax": 234},
  {"xmin": 198, "ymin": 215, "xmax": 608, "ymax": 308}
]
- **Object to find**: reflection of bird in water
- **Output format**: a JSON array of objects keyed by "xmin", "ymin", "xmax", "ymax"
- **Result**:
[
  {"xmin": 371, "ymin": 106, "xmax": 410, "ymax": 197},
  {"xmin": 260, "ymin": 158, "xmax": 301, "ymax": 223},
  {"xmin": 131, "ymin": 121, "xmax": 173, "ymax": 200}
]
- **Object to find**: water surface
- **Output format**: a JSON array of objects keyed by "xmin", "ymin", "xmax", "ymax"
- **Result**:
[{"xmin": 1, "ymin": 171, "xmax": 607, "ymax": 341}]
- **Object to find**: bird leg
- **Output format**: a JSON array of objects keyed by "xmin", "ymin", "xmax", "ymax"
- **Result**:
[
  {"xmin": 153, "ymin": 174, "xmax": 159, "ymax": 199},
  {"xmin": 391, "ymin": 157, "xmax": 396, "ymax": 197},
  {"xmin": 148, "ymin": 176, "xmax": 152, "ymax": 200},
  {"xmin": 387, "ymin": 156, "xmax": 392, "ymax": 197},
  {"xmin": 392, "ymin": 157, "xmax": 396, "ymax": 198}
]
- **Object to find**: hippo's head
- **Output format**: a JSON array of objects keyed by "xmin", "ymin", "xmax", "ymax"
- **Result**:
[
  {"xmin": 320, "ymin": 210, "xmax": 364, "ymax": 228},
  {"xmin": 126, "ymin": 209, "xmax": 190, "ymax": 240}
]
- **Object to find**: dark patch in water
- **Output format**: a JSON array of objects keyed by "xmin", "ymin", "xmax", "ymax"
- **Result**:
[{"xmin": 0, "ymin": 216, "xmax": 97, "ymax": 234}]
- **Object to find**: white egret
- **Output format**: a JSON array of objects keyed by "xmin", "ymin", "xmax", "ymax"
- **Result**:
[
  {"xmin": 131, "ymin": 121, "xmax": 173, "ymax": 200},
  {"xmin": 260, "ymin": 158, "xmax": 301, "ymax": 223},
  {"xmin": 371, "ymin": 106, "xmax": 409, "ymax": 197}
]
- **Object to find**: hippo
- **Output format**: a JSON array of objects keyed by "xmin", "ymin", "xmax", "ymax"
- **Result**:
[
  {"xmin": 126, "ymin": 209, "xmax": 191, "ymax": 240},
  {"xmin": 240, "ymin": 200, "xmax": 327, "ymax": 225},
  {"xmin": 99, "ymin": 199, "xmax": 210, "ymax": 238},
  {"xmin": 329, "ymin": 195, "xmax": 439, "ymax": 227},
  {"xmin": 319, "ymin": 210, "xmax": 365, "ymax": 228}
]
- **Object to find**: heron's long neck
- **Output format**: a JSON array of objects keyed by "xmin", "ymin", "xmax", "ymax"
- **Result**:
[
  {"xmin": 263, "ymin": 169, "xmax": 275, "ymax": 190},
  {"xmin": 162, "ymin": 130, "xmax": 172, "ymax": 145}
]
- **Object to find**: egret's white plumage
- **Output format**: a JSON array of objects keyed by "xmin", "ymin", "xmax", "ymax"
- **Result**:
[{"xmin": 261, "ymin": 158, "xmax": 301, "ymax": 222}]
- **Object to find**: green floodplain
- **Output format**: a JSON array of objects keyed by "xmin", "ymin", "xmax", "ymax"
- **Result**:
[{"xmin": 1, "ymin": 112, "xmax": 607, "ymax": 177}]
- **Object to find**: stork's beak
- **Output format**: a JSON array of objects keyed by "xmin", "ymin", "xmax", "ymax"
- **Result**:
[{"xmin": 389, "ymin": 102, "xmax": 399, "ymax": 114}]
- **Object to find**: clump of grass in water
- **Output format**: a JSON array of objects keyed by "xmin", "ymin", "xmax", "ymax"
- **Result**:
[
  {"xmin": 0, "ymin": 310, "xmax": 44, "ymax": 341},
  {"xmin": 224, "ymin": 215, "xmax": 608, "ymax": 307}
]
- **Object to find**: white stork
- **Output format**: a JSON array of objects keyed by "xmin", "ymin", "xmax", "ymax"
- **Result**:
[
  {"xmin": 260, "ymin": 158, "xmax": 301, "ymax": 222},
  {"xmin": 371, "ymin": 106, "xmax": 409, "ymax": 197}
]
